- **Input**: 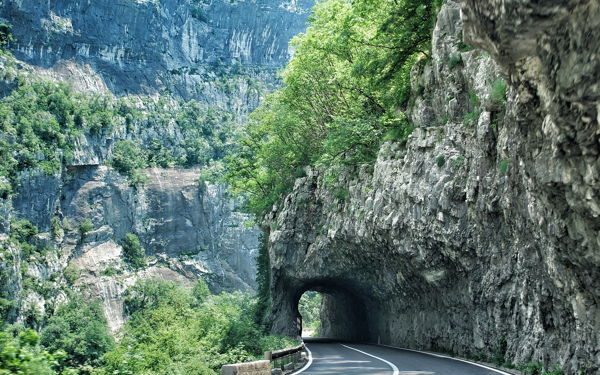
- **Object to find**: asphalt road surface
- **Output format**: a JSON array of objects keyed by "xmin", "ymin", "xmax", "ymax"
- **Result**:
[{"xmin": 296, "ymin": 342, "xmax": 510, "ymax": 375}]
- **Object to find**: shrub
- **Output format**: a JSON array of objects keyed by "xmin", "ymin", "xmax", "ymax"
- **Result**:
[
  {"xmin": 0, "ymin": 179, "xmax": 12, "ymax": 199},
  {"xmin": 0, "ymin": 327, "xmax": 57, "ymax": 375},
  {"xmin": 79, "ymin": 218, "xmax": 93, "ymax": 236},
  {"xmin": 492, "ymin": 337, "xmax": 507, "ymax": 366},
  {"xmin": 128, "ymin": 169, "xmax": 149, "ymax": 187},
  {"xmin": 451, "ymin": 155, "xmax": 465, "ymax": 170},
  {"xmin": 50, "ymin": 217, "xmax": 62, "ymax": 239},
  {"xmin": 10, "ymin": 219, "xmax": 38, "ymax": 242},
  {"xmin": 468, "ymin": 90, "xmax": 480, "ymax": 108},
  {"xmin": 0, "ymin": 22, "xmax": 13, "ymax": 48},
  {"xmin": 192, "ymin": 278, "xmax": 211, "ymax": 305},
  {"xmin": 436, "ymin": 154, "xmax": 446, "ymax": 168},
  {"xmin": 464, "ymin": 109, "xmax": 481, "ymax": 126},
  {"xmin": 333, "ymin": 188, "xmax": 349, "ymax": 202},
  {"xmin": 101, "ymin": 266, "xmax": 120, "ymax": 277},
  {"xmin": 499, "ymin": 159, "xmax": 510, "ymax": 174},
  {"xmin": 109, "ymin": 140, "xmax": 147, "ymax": 178},
  {"xmin": 63, "ymin": 264, "xmax": 80, "ymax": 285},
  {"xmin": 121, "ymin": 233, "xmax": 146, "ymax": 269},
  {"xmin": 519, "ymin": 362, "xmax": 544, "ymax": 375},
  {"xmin": 123, "ymin": 279, "xmax": 192, "ymax": 316},
  {"xmin": 457, "ymin": 41, "xmax": 473, "ymax": 52},
  {"xmin": 490, "ymin": 78, "xmax": 507, "ymax": 106}
]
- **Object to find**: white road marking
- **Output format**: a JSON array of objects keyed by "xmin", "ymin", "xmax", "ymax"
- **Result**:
[
  {"xmin": 378, "ymin": 344, "xmax": 513, "ymax": 375},
  {"xmin": 342, "ymin": 344, "xmax": 400, "ymax": 375},
  {"xmin": 289, "ymin": 345, "xmax": 313, "ymax": 375}
]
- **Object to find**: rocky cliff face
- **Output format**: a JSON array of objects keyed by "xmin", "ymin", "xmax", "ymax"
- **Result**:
[
  {"xmin": 6, "ymin": 163, "xmax": 258, "ymax": 331},
  {"xmin": 0, "ymin": 0, "xmax": 312, "ymax": 110},
  {"xmin": 0, "ymin": 0, "xmax": 311, "ymax": 331},
  {"xmin": 267, "ymin": 1, "xmax": 598, "ymax": 373}
]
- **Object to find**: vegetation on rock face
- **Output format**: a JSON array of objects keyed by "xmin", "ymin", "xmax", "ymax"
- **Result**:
[
  {"xmin": 0, "ymin": 78, "xmax": 236, "ymax": 188},
  {"xmin": 224, "ymin": 0, "xmax": 443, "ymax": 217},
  {"xmin": 0, "ymin": 23, "xmax": 12, "ymax": 50},
  {"xmin": 0, "ymin": 327, "xmax": 57, "ymax": 375},
  {"xmin": 254, "ymin": 233, "xmax": 271, "ymax": 327},
  {"xmin": 121, "ymin": 233, "xmax": 147, "ymax": 269}
]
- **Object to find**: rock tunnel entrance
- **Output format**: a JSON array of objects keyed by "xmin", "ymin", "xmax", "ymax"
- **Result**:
[{"xmin": 293, "ymin": 280, "xmax": 370, "ymax": 342}]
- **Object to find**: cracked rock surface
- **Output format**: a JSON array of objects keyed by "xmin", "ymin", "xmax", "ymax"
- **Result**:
[{"xmin": 267, "ymin": 2, "xmax": 599, "ymax": 373}]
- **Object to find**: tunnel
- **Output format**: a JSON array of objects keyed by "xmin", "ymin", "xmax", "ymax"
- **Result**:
[{"xmin": 291, "ymin": 279, "xmax": 372, "ymax": 342}]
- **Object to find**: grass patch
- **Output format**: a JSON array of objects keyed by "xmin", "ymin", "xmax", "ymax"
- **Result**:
[
  {"xmin": 498, "ymin": 159, "xmax": 509, "ymax": 174},
  {"xmin": 490, "ymin": 78, "xmax": 507, "ymax": 107},
  {"xmin": 464, "ymin": 109, "xmax": 481, "ymax": 126}
]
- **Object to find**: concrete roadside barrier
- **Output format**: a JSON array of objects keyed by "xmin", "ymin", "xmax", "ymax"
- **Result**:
[{"xmin": 221, "ymin": 359, "xmax": 271, "ymax": 375}]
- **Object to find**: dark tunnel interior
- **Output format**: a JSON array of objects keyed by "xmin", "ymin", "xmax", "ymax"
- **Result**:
[{"xmin": 293, "ymin": 279, "xmax": 371, "ymax": 342}]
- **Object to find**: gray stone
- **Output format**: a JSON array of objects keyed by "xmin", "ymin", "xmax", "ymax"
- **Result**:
[
  {"xmin": 0, "ymin": 0, "xmax": 313, "ymax": 111},
  {"xmin": 267, "ymin": 2, "xmax": 599, "ymax": 374}
]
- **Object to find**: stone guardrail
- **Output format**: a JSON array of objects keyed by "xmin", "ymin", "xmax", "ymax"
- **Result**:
[
  {"xmin": 221, "ymin": 359, "xmax": 271, "ymax": 375},
  {"xmin": 221, "ymin": 343, "xmax": 307, "ymax": 375}
]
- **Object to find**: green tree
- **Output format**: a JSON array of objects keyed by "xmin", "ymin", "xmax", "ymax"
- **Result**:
[
  {"xmin": 298, "ymin": 291, "xmax": 322, "ymax": 334},
  {"xmin": 0, "ymin": 327, "xmax": 57, "ymax": 375},
  {"xmin": 192, "ymin": 278, "xmax": 211, "ymax": 305},
  {"xmin": 109, "ymin": 140, "xmax": 147, "ymax": 177},
  {"xmin": 40, "ymin": 297, "xmax": 114, "ymax": 370},
  {"xmin": 121, "ymin": 233, "xmax": 146, "ymax": 269},
  {"xmin": 78, "ymin": 218, "xmax": 93, "ymax": 236},
  {"xmin": 101, "ymin": 279, "xmax": 298, "ymax": 374}
]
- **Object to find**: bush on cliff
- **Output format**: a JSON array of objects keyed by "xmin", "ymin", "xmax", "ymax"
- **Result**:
[
  {"xmin": 0, "ymin": 77, "xmax": 236, "ymax": 188},
  {"xmin": 121, "ymin": 232, "xmax": 146, "ymax": 269}
]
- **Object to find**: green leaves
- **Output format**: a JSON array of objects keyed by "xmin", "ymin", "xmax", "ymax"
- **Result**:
[
  {"xmin": 0, "ymin": 327, "xmax": 57, "ymax": 375},
  {"xmin": 225, "ymin": 0, "xmax": 441, "ymax": 217},
  {"xmin": 110, "ymin": 140, "xmax": 147, "ymax": 177},
  {"xmin": 0, "ymin": 78, "xmax": 238, "ymax": 192},
  {"xmin": 40, "ymin": 297, "xmax": 114, "ymax": 370},
  {"xmin": 102, "ymin": 279, "xmax": 298, "ymax": 374},
  {"xmin": 120, "ymin": 233, "xmax": 146, "ymax": 269}
]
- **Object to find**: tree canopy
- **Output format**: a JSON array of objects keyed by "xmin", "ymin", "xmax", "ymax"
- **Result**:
[{"xmin": 224, "ymin": 0, "xmax": 442, "ymax": 217}]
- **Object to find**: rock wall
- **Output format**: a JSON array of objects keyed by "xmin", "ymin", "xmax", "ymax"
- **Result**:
[
  {"xmin": 7, "ymin": 164, "xmax": 258, "ymax": 331},
  {"xmin": 0, "ymin": 0, "xmax": 312, "ymax": 331},
  {"xmin": 0, "ymin": 0, "xmax": 312, "ymax": 110},
  {"xmin": 267, "ymin": 1, "xmax": 599, "ymax": 373}
]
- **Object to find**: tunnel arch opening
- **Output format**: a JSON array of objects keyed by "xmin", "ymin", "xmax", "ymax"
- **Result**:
[{"xmin": 293, "ymin": 279, "xmax": 371, "ymax": 342}]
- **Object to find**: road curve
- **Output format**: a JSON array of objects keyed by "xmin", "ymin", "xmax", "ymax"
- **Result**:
[{"xmin": 295, "ymin": 342, "xmax": 508, "ymax": 375}]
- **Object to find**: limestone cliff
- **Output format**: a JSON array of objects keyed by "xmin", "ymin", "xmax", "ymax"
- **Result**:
[
  {"xmin": 0, "ymin": 0, "xmax": 311, "ymax": 332},
  {"xmin": 0, "ymin": 0, "xmax": 312, "ymax": 110},
  {"xmin": 266, "ymin": 1, "xmax": 598, "ymax": 373}
]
